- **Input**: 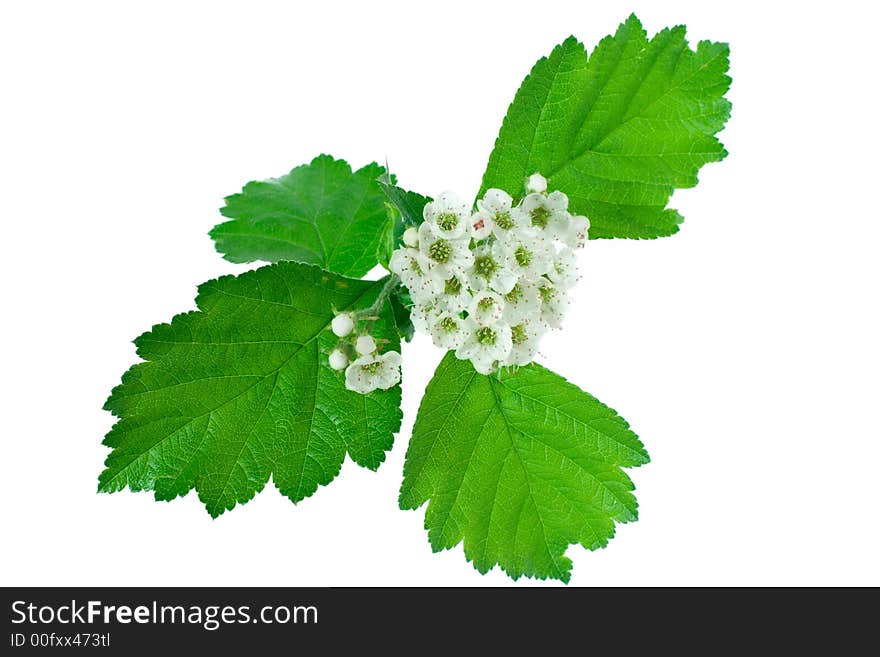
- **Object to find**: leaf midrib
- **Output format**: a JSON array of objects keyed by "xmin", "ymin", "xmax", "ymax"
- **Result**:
[{"xmin": 487, "ymin": 376, "xmax": 566, "ymax": 580}]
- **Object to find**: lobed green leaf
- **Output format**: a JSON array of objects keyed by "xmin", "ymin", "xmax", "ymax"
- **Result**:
[
  {"xmin": 100, "ymin": 262, "xmax": 402, "ymax": 517},
  {"xmin": 400, "ymin": 353, "xmax": 647, "ymax": 582},
  {"xmin": 211, "ymin": 155, "xmax": 391, "ymax": 276},
  {"xmin": 480, "ymin": 14, "xmax": 731, "ymax": 238}
]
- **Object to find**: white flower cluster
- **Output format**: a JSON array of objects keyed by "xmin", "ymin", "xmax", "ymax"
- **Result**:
[
  {"xmin": 389, "ymin": 173, "xmax": 588, "ymax": 374},
  {"xmin": 328, "ymin": 312, "xmax": 402, "ymax": 394}
]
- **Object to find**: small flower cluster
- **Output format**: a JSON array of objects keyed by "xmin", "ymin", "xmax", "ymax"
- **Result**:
[
  {"xmin": 328, "ymin": 311, "xmax": 402, "ymax": 394},
  {"xmin": 389, "ymin": 173, "xmax": 588, "ymax": 374}
]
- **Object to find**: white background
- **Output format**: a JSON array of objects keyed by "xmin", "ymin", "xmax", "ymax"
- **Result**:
[{"xmin": 2, "ymin": 1, "xmax": 878, "ymax": 586}]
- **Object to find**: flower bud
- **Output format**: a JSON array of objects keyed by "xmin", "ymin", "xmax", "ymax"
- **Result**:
[
  {"xmin": 355, "ymin": 335, "xmax": 377, "ymax": 355},
  {"xmin": 331, "ymin": 313, "xmax": 355, "ymax": 337},
  {"xmin": 526, "ymin": 173, "xmax": 547, "ymax": 194},
  {"xmin": 329, "ymin": 348, "xmax": 349, "ymax": 371}
]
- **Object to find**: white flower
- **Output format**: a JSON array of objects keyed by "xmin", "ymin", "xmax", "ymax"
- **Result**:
[
  {"xmin": 468, "ymin": 290, "xmax": 505, "ymax": 325},
  {"xmin": 428, "ymin": 311, "xmax": 467, "ymax": 349},
  {"xmin": 502, "ymin": 278, "xmax": 541, "ymax": 324},
  {"xmin": 468, "ymin": 243, "xmax": 517, "ymax": 295},
  {"xmin": 547, "ymin": 247, "xmax": 579, "ymax": 289},
  {"xmin": 537, "ymin": 282, "xmax": 570, "ymax": 328},
  {"xmin": 526, "ymin": 173, "xmax": 547, "ymax": 194},
  {"xmin": 560, "ymin": 214, "xmax": 589, "ymax": 249},
  {"xmin": 389, "ymin": 247, "xmax": 441, "ymax": 304},
  {"xmin": 410, "ymin": 302, "xmax": 440, "ymax": 334},
  {"xmin": 521, "ymin": 190, "xmax": 569, "ymax": 235},
  {"xmin": 501, "ymin": 318, "xmax": 548, "ymax": 366},
  {"xmin": 345, "ymin": 351, "xmax": 402, "ymax": 394},
  {"xmin": 331, "ymin": 313, "xmax": 354, "ymax": 337},
  {"xmin": 495, "ymin": 228, "xmax": 553, "ymax": 278},
  {"xmin": 355, "ymin": 335, "xmax": 376, "ymax": 355},
  {"xmin": 437, "ymin": 271, "xmax": 472, "ymax": 313},
  {"xmin": 329, "ymin": 348, "xmax": 349, "ymax": 371},
  {"xmin": 418, "ymin": 223, "xmax": 473, "ymax": 278},
  {"xmin": 423, "ymin": 191, "xmax": 470, "ymax": 239},
  {"xmin": 455, "ymin": 318, "xmax": 513, "ymax": 375},
  {"xmin": 402, "ymin": 225, "xmax": 420, "ymax": 248},
  {"xmin": 467, "ymin": 211, "xmax": 493, "ymax": 240},
  {"xmin": 475, "ymin": 188, "xmax": 519, "ymax": 240},
  {"xmin": 385, "ymin": 174, "xmax": 585, "ymax": 373}
]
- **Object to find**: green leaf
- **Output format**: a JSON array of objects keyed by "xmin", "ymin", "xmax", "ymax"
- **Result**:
[
  {"xmin": 389, "ymin": 288, "xmax": 414, "ymax": 342},
  {"xmin": 376, "ymin": 201, "xmax": 402, "ymax": 271},
  {"xmin": 400, "ymin": 353, "xmax": 648, "ymax": 582},
  {"xmin": 210, "ymin": 154, "xmax": 391, "ymax": 277},
  {"xmin": 100, "ymin": 262, "xmax": 402, "ymax": 517},
  {"xmin": 377, "ymin": 181, "xmax": 431, "ymax": 228},
  {"xmin": 375, "ymin": 183, "xmax": 431, "ymax": 271},
  {"xmin": 479, "ymin": 14, "xmax": 731, "ymax": 239}
]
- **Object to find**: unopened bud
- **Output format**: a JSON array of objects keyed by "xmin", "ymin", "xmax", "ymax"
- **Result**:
[
  {"xmin": 355, "ymin": 335, "xmax": 377, "ymax": 355},
  {"xmin": 331, "ymin": 313, "xmax": 355, "ymax": 337},
  {"xmin": 526, "ymin": 173, "xmax": 548, "ymax": 194},
  {"xmin": 329, "ymin": 348, "xmax": 349, "ymax": 370}
]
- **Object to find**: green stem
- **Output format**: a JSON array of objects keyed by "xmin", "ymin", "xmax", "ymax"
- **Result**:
[{"xmin": 358, "ymin": 274, "xmax": 400, "ymax": 325}]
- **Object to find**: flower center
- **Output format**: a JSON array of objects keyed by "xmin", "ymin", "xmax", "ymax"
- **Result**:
[
  {"xmin": 361, "ymin": 361, "xmax": 383, "ymax": 374},
  {"xmin": 511, "ymin": 324, "xmax": 528, "ymax": 345},
  {"xmin": 531, "ymin": 205, "xmax": 551, "ymax": 228},
  {"xmin": 476, "ymin": 326, "xmax": 497, "ymax": 346},
  {"xmin": 428, "ymin": 239, "xmax": 452, "ymax": 263},
  {"xmin": 477, "ymin": 297, "xmax": 495, "ymax": 312},
  {"xmin": 514, "ymin": 245, "xmax": 532, "ymax": 267},
  {"xmin": 444, "ymin": 276, "xmax": 462, "ymax": 295},
  {"xmin": 474, "ymin": 254, "xmax": 498, "ymax": 279},
  {"xmin": 539, "ymin": 285, "xmax": 555, "ymax": 302},
  {"xmin": 494, "ymin": 211, "xmax": 514, "ymax": 230},
  {"xmin": 439, "ymin": 316, "xmax": 458, "ymax": 333},
  {"xmin": 505, "ymin": 283, "xmax": 523, "ymax": 304},
  {"xmin": 437, "ymin": 212, "xmax": 459, "ymax": 232},
  {"xmin": 409, "ymin": 257, "xmax": 423, "ymax": 275}
]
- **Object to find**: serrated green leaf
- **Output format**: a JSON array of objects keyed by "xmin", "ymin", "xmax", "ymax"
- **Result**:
[
  {"xmin": 376, "ymin": 182, "xmax": 431, "ymax": 272},
  {"xmin": 378, "ymin": 181, "xmax": 431, "ymax": 227},
  {"xmin": 100, "ymin": 262, "xmax": 402, "ymax": 517},
  {"xmin": 479, "ymin": 14, "xmax": 731, "ymax": 239},
  {"xmin": 389, "ymin": 288, "xmax": 414, "ymax": 342},
  {"xmin": 400, "ymin": 353, "xmax": 647, "ymax": 582},
  {"xmin": 210, "ymin": 155, "xmax": 390, "ymax": 276},
  {"xmin": 376, "ymin": 201, "xmax": 402, "ymax": 271}
]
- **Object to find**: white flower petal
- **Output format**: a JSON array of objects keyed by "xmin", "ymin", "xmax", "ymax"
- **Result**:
[
  {"xmin": 402, "ymin": 226, "xmax": 419, "ymax": 247},
  {"xmin": 468, "ymin": 211, "xmax": 494, "ymax": 239},
  {"xmin": 429, "ymin": 311, "xmax": 466, "ymax": 349},
  {"xmin": 468, "ymin": 290, "xmax": 505, "ymax": 324},
  {"xmin": 344, "ymin": 352, "xmax": 401, "ymax": 394},
  {"xmin": 547, "ymin": 247, "xmax": 579, "ymax": 289},
  {"xmin": 490, "ymin": 268, "xmax": 518, "ymax": 295},
  {"xmin": 479, "ymin": 188, "xmax": 513, "ymax": 214},
  {"xmin": 424, "ymin": 191, "xmax": 469, "ymax": 238},
  {"xmin": 502, "ymin": 278, "xmax": 541, "ymax": 324},
  {"xmin": 561, "ymin": 214, "xmax": 590, "ymax": 248},
  {"xmin": 546, "ymin": 190, "xmax": 569, "ymax": 212}
]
